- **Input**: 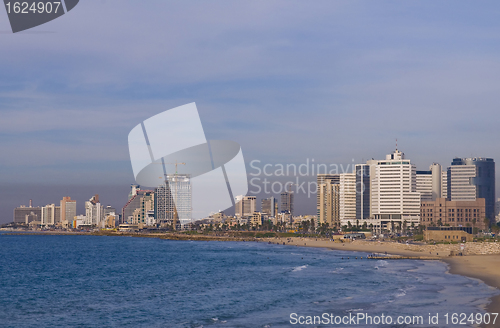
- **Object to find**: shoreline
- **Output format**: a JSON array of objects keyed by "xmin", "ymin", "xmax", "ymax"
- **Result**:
[
  {"xmin": 4, "ymin": 231, "xmax": 500, "ymax": 325},
  {"xmin": 271, "ymin": 236, "xmax": 500, "ymax": 327}
]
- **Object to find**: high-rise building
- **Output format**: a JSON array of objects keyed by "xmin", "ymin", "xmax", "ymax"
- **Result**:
[
  {"xmin": 13, "ymin": 205, "xmax": 41, "ymax": 224},
  {"xmin": 371, "ymin": 149, "xmax": 421, "ymax": 229},
  {"xmin": 235, "ymin": 195, "xmax": 256, "ymax": 218},
  {"xmin": 355, "ymin": 164, "xmax": 371, "ymax": 220},
  {"xmin": 155, "ymin": 174, "xmax": 192, "ymax": 228},
  {"xmin": 441, "ymin": 171, "xmax": 448, "ymax": 199},
  {"xmin": 339, "ymin": 173, "xmax": 356, "ymax": 221},
  {"xmin": 85, "ymin": 195, "xmax": 103, "ymax": 226},
  {"xmin": 41, "ymin": 204, "xmax": 61, "ymax": 227},
  {"xmin": 60, "ymin": 197, "xmax": 76, "ymax": 226},
  {"xmin": 416, "ymin": 163, "xmax": 442, "ymax": 202},
  {"xmin": 317, "ymin": 179, "xmax": 340, "ymax": 226},
  {"xmin": 280, "ymin": 191, "xmax": 294, "ymax": 216},
  {"xmin": 261, "ymin": 197, "xmax": 277, "ymax": 217},
  {"xmin": 447, "ymin": 157, "xmax": 495, "ymax": 221},
  {"xmin": 416, "ymin": 171, "xmax": 433, "ymax": 201},
  {"xmin": 132, "ymin": 193, "xmax": 155, "ymax": 226},
  {"xmin": 123, "ymin": 190, "xmax": 154, "ymax": 224},
  {"xmin": 317, "ymin": 174, "xmax": 340, "ymax": 217}
]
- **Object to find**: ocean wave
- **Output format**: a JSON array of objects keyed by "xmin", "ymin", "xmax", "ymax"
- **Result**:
[
  {"xmin": 330, "ymin": 268, "xmax": 344, "ymax": 273},
  {"xmin": 292, "ymin": 265, "xmax": 308, "ymax": 272}
]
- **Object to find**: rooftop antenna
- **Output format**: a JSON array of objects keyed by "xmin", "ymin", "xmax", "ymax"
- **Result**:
[{"xmin": 396, "ymin": 138, "xmax": 398, "ymax": 151}]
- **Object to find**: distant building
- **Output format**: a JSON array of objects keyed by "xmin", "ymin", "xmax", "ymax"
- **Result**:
[
  {"xmin": 441, "ymin": 171, "xmax": 448, "ymax": 199},
  {"xmin": 280, "ymin": 191, "xmax": 294, "ymax": 216},
  {"xmin": 447, "ymin": 157, "xmax": 495, "ymax": 221},
  {"xmin": 250, "ymin": 212, "xmax": 264, "ymax": 226},
  {"xmin": 317, "ymin": 174, "xmax": 340, "ymax": 227},
  {"xmin": 13, "ymin": 205, "xmax": 41, "ymax": 224},
  {"xmin": 74, "ymin": 215, "xmax": 87, "ymax": 229},
  {"xmin": 261, "ymin": 197, "xmax": 277, "ymax": 217},
  {"xmin": 104, "ymin": 206, "xmax": 116, "ymax": 216},
  {"xmin": 123, "ymin": 187, "xmax": 154, "ymax": 224},
  {"xmin": 155, "ymin": 174, "xmax": 192, "ymax": 228},
  {"xmin": 41, "ymin": 204, "xmax": 61, "ymax": 227},
  {"xmin": 235, "ymin": 195, "xmax": 256, "ymax": 218},
  {"xmin": 370, "ymin": 149, "xmax": 421, "ymax": 230},
  {"xmin": 339, "ymin": 173, "xmax": 356, "ymax": 221},
  {"xmin": 424, "ymin": 226, "xmax": 473, "ymax": 242},
  {"xmin": 85, "ymin": 195, "xmax": 103, "ymax": 226},
  {"xmin": 355, "ymin": 163, "xmax": 372, "ymax": 220},
  {"xmin": 60, "ymin": 197, "xmax": 76, "ymax": 227},
  {"xmin": 421, "ymin": 198, "xmax": 487, "ymax": 230},
  {"xmin": 416, "ymin": 163, "xmax": 442, "ymax": 201},
  {"xmin": 129, "ymin": 184, "xmax": 140, "ymax": 200}
]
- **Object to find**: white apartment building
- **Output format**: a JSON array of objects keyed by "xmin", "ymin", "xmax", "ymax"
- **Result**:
[
  {"xmin": 339, "ymin": 172, "xmax": 356, "ymax": 221},
  {"xmin": 447, "ymin": 165, "xmax": 477, "ymax": 201},
  {"xmin": 416, "ymin": 172, "xmax": 433, "ymax": 201},
  {"xmin": 41, "ymin": 204, "xmax": 60, "ymax": 227},
  {"xmin": 234, "ymin": 195, "xmax": 256, "ymax": 218},
  {"xmin": 85, "ymin": 195, "xmax": 104, "ymax": 226},
  {"xmin": 371, "ymin": 149, "xmax": 421, "ymax": 231},
  {"xmin": 441, "ymin": 171, "xmax": 448, "ymax": 199}
]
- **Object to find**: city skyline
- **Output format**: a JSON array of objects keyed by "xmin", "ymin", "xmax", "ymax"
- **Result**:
[
  {"xmin": 7, "ymin": 148, "xmax": 497, "ymax": 228},
  {"xmin": 3, "ymin": 2, "xmax": 500, "ymax": 222}
]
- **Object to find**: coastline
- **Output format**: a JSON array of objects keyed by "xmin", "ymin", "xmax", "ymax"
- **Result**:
[
  {"xmin": 443, "ymin": 256, "xmax": 500, "ymax": 322},
  {"xmin": 4, "ymin": 231, "xmax": 500, "ymax": 325},
  {"xmin": 268, "ymin": 236, "xmax": 500, "ymax": 326}
]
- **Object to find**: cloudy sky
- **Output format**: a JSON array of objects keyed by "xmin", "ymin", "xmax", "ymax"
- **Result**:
[{"xmin": 1, "ymin": 1, "xmax": 500, "ymax": 222}]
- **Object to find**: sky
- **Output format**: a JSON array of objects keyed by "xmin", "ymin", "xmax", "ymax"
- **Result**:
[{"xmin": 2, "ymin": 1, "xmax": 500, "ymax": 223}]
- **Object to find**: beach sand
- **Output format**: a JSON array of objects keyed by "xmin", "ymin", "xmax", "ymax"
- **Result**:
[
  {"xmin": 444, "ymin": 256, "xmax": 500, "ymax": 323},
  {"xmin": 268, "ymin": 237, "xmax": 500, "ymax": 326}
]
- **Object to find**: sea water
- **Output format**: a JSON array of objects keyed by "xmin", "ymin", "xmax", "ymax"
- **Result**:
[{"xmin": 0, "ymin": 234, "xmax": 497, "ymax": 327}]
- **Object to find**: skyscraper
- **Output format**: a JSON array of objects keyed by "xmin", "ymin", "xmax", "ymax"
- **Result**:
[
  {"xmin": 235, "ymin": 195, "xmax": 256, "ymax": 218},
  {"xmin": 318, "ymin": 179, "xmax": 340, "ymax": 226},
  {"xmin": 447, "ymin": 157, "xmax": 495, "ymax": 221},
  {"xmin": 60, "ymin": 196, "xmax": 76, "ymax": 227},
  {"xmin": 261, "ymin": 197, "xmax": 277, "ymax": 217},
  {"xmin": 339, "ymin": 172, "xmax": 356, "ymax": 221},
  {"xmin": 85, "ymin": 195, "xmax": 103, "ymax": 226},
  {"xmin": 317, "ymin": 174, "xmax": 340, "ymax": 218},
  {"xmin": 416, "ymin": 163, "xmax": 442, "ymax": 201},
  {"xmin": 41, "ymin": 204, "xmax": 60, "ymax": 227},
  {"xmin": 355, "ymin": 164, "xmax": 371, "ymax": 220},
  {"xmin": 155, "ymin": 174, "xmax": 192, "ymax": 228},
  {"xmin": 280, "ymin": 191, "xmax": 294, "ymax": 216},
  {"xmin": 371, "ymin": 149, "xmax": 421, "ymax": 230}
]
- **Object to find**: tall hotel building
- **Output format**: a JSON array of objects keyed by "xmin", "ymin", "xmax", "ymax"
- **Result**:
[
  {"xmin": 447, "ymin": 157, "xmax": 495, "ymax": 221},
  {"xmin": 370, "ymin": 149, "xmax": 421, "ymax": 230},
  {"xmin": 339, "ymin": 173, "xmax": 356, "ymax": 221},
  {"xmin": 317, "ymin": 174, "xmax": 340, "ymax": 226}
]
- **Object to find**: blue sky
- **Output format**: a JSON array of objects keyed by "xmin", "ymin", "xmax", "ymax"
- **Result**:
[{"xmin": 1, "ymin": 1, "xmax": 500, "ymax": 221}]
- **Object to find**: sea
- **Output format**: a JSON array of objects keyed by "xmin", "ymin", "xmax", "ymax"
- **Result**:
[{"xmin": 0, "ymin": 233, "xmax": 498, "ymax": 328}]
